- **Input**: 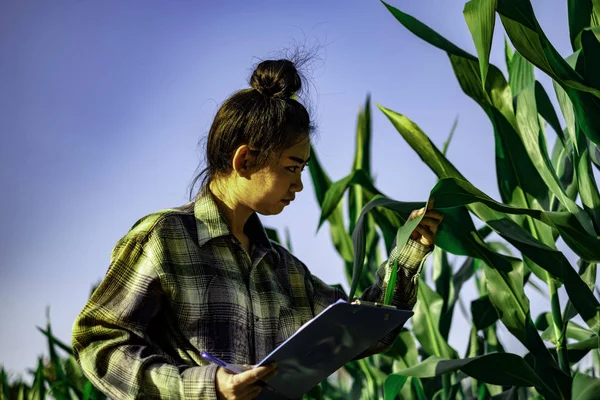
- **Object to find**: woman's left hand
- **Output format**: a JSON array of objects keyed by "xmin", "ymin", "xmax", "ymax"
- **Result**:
[{"xmin": 407, "ymin": 198, "xmax": 444, "ymax": 248}]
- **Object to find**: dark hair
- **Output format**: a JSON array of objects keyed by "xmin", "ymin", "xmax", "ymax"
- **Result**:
[{"xmin": 189, "ymin": 59, "xmax": 315, "ymax": 199}]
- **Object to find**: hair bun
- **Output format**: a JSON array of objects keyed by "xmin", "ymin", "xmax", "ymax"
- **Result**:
[{"xmin": 250, "ymin": 59, "xmax": 301, "ymax": 99}]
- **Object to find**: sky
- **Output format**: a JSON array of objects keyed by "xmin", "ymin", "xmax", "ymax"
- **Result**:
[{"xmin": 0, "ymin": 0, "xmax": 586, "ymax": 382}]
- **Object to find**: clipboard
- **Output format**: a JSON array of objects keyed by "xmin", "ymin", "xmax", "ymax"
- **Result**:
[{"xmin": 255, "ymin": 299, "xmax": 414, "ymax": 399}]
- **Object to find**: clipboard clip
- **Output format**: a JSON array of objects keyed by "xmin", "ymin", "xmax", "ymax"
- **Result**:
[{"xmin": 351, "ymin": 298, "xmax": 398, "ymax": 310}]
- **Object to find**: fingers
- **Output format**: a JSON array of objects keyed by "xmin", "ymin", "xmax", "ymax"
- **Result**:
[
  {"xmin": 427, "ymin": 198, "xmax": 434, "ymax": 210},
  {"xmin": 236, "ymin": 364, "xmax": 276, "ymax": 385},
  {"xmin": 239, "ymin": 384, "xmax": 263, "ymax": 399},
  {"xmin": 222, "ymin": 364, "xmax": 275, "ymax": 400},
  {"xmin": 414, "ymin": 225, "xmax": 435, "ymax": 246},
  {"xmin": 408, "ymin": 207, "xmax": 426, "ymax": 222},
  {"xmin": 418, "ymin": 217, "xmax": 441, "ymax": 233},
  {"xmin": 424, "ymin": 210, "xmax": 444, "ymax": 221}
]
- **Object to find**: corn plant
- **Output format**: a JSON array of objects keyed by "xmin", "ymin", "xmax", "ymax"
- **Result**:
[
  {"xmin": 1, "ymin": 296, "xmax": 106, "ymax": 400},
  {"xmin": 308, "ymin": 1, "xmax": 600, "ymax": 399}
]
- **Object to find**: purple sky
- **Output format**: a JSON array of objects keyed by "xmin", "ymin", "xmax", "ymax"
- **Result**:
[{"xmin": 1, "ymin": 0, "xmax": 587, "ymax": 382}]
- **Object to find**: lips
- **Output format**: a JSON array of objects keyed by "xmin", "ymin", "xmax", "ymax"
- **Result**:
[{"xmin": 281, "ymin": 198, "xmax": 294, "ymax": 205}]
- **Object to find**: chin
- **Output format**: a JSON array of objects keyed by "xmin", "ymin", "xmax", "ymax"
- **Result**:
[{"xmin": 257, "ymin": 203, "xmax": 286, "ymax": 216}]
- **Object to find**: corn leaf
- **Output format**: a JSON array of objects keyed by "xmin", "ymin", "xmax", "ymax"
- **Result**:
[
  {"xmin": 384, "ymin": 260, "xmax": 399, "ymax": 305},
  {"xmin": 516, "ymin": 85, "xmax": 590, "ymax": 225},
  {"xmin": 386, "ymin": 328, "xmax": 419, "ymax": 369},
  {"xmin": 550, "ymin": 135, "xmax": 578, "ymax": 212},
  {"xmin": 318, "ymin": 169, "xmax": 381, "ymax": 230},
  {"xmin": 433, "ymin": 247, "xmax": 454, "ymax": 340},
  {"xmin": 442, "ymin": 115, "xmax": 459, "ymax": 156},
  {"xmin": 383, "ymin": 374, "xmax": 408, "ymax": 400},
  {"xmin": 349, "ymin": 194, "xmax": 478, "ymax": 299},
  {"xmin": 567, "ymin": 336, "xmax": 600, "ymax": 350},
  {"xmin": 507, "ymin": 50, "xmax": 534, "ymax": 97},
  {"xmin": 471, "ymin": 295, "xmax": 499, "ymax": 330},
  {"xmin": 308, "ymin": 144, "xmax": 354, "ymax": 264},
  {"xmin": 413, "ymin": 279, "xmax": 459, "ymax": 359},
  {"xmin": 393, "ymin": 354, "xmax": 557, "ymax": 397},
  {"xmin": 264, "ymin": 227, "xmax": 281, "ymax": 244},
  {"xmin": 463, "ymin": 0, "xmax": 496, "ymax": 87},
  {"xmin": 575, "ymin": 126, "xmax": 600, "ymax": 232},
  {"xmin": 349, "ymin": 95, "xmax": 372, "ymax": 234},
  {"xmin": 34, "ymin": 357, "xmax": 46, "ymax": 400},
  {"xmin": 534, "ymin": 81, "xmax": 565, "ymax": 145},
  {"xmin": 429, "ymin": 177, "xmax": 600, "ymax": 333},
  {"xmin": 496, "ymin": 0, "xmax": 600, "ymax": 147},
  {"xmin": 581, "ymin": 28, "xmax": 600, "ymax": 89},
  {"xmin": 378, "ymin": 105, "xmax": 597, "ymax": 274},
  {"xmin": 589, "ymin": 139, "xmax": 600, "ymax": 171},
  {"xmin": 572, "ymin": 372, "xmax": 600, "ymax": 400},
  {"xmin": 568, "ymin": 0, "xmax": 598, "ymax": 51}
]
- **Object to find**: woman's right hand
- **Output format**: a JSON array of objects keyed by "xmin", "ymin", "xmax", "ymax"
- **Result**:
[{"xmin": 215, "ymin": 364, "xmax": 277, "ymax": 400}]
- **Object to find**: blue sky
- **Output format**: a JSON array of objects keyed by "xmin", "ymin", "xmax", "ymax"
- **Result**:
[{"xmin": 0, "ymin": 0, "xmax": 582, "ymax": 380}]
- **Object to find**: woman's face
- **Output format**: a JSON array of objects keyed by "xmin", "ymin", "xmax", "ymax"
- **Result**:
[{"xmin": 242, "ymin": 138, "xmax": 311, "ymax": 216}]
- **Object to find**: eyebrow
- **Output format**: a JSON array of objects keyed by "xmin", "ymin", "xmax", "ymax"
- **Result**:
[{"xmin": 288, "ymin": 156, "xmax": 311, "ymax": 164}]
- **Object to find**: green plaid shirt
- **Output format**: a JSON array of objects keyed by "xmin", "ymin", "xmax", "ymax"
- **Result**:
[{"xmin": 72, "ymin": 191, "xmax": 430, "ymax": 400}]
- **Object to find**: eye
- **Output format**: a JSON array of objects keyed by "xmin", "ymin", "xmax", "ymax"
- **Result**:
[{"xmin": 286, "ymin": 166, "xmax": 300, "ymax": 173}]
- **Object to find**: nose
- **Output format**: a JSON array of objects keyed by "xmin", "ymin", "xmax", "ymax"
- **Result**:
[{"xmin": 291, "ymin": 175, "xmax": 304, "ymax": 193}]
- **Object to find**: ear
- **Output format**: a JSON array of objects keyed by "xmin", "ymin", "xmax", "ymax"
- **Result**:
[{"xmin": 231, "ymin": 145, "xmax": 256, "ymax": 177}]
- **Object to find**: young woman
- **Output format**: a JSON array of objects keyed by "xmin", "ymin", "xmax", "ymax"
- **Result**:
[{"xmin": 72, "ymin": 59, "xmax": 443, "ymax": 400}]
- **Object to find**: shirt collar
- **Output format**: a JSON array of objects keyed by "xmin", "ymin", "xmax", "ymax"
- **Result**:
[{"xmin": 193, "ymin": 188, "xmax": 279, "ymax": 260}]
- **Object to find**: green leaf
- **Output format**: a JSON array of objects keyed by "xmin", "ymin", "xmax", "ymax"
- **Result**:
[
  {"xmin": 541, "ymin": 319, "xmax": 594, "ymax": 343},
  {"xmin": 308, "ymin": 144, "xmax": 354, "ymax": 264},
  {"xmin": 581, "ymin": 28, "xmax": 600, "ymax": 89},
  {"xmin": 411, "ymin": 376, "xmax": 428, "ymax": 400},
  {"xmin": 568, "ymin": 0, "xmax": 597, "ymax": 51},
  {"xmin": 463, "ymin": 0, "xmax": 497, "ymax": 87},
  {"xmin": 387, "ymin": 329, "xmax": 419, "ymax": 369},
  {"xmin": 567, "ymin": 335, "xmax": 600, "ymax": 350},
  {"xmin": 442, "ymin": 115, "xmax": 459, "ymax": 156},
  {"xmin": 264, "ymin": 227, "xmax": 281, "ymax": 244},
  {"xmin": 384, "ymin": 374, "xmax": 408, "ymax": 400},
  {"xmin": 508, "ymin": 50, "xmax": 535, "ymax": 96},
  {"xmin": 33, "ymin": 357, "xmax": 46, "ymax": 400},
  {"xmin": 429, "ymin": 177, "xmax": 600, "ymax": 332},
  {"xmin": 572, "ymin": 372, "xmax": 600, "ymax": 400},
  {"xmin": 471, "ymin": 295, "xmax": 499, "ymax": 330},
  {"xmin": 497, "ymin": 0, "xmax": 600, "ymax": 147},
  {"xmin": 515, "ymin": 85, "xmax": 587, "ymax": 226},
  {"xmin": 284, "ymin": 227, "xmax": 293, "ymax": 253},
  {"xmin": 381, "ymin": 1, "xmax": 474, "ymax": 60},
  {"xmin": 575, "ymin": 125, "xmax": 600, "ymax": 232},
  {"xmin": 534, "ymin": 81, "xmax": 565, "ymax": 145},
  {"xmin": 348, "ymin": 195, "xmax": 423, "ymax": 299},
  {"xmin": 433, "ymin": 247, "xmax": 454, "ymax": 340},
  {"xmin": 378, "ymin": 106, "xmax": 600, "ymax": 330},
  {"xmin": 381, "ymin": 0, "xmax": 559, "ymax": 232},
  {"xmin": 549, "ymin": 134, "xmax": 578, "ymax": 212},
  {"xmin": 384, "ymin": 260, "xmax": 399, "ymax": 305},
  {"xmin": 318, "ymin": 169, "xmax": 381, "ymax": 229},
  {"xmin": 349, "ymin": 95, "xmax": 373, "ymax": 234},
  {"xmin": 394, "ymin": 354, "xmax": 558, "ymax": 397},
  {"xmin": 413, "ymin": 279, "xmax": 459, "ymax": 359}
]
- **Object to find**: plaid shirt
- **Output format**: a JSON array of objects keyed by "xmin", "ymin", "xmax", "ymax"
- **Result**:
[{"xmin": 72, "ymin": 191, "xmax": 430, "ymax": 400}]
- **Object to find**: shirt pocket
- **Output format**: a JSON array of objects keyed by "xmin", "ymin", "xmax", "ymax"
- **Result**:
[{"xmin": 190, "ymin": 276, "xmax": 252, "ymax": 355}]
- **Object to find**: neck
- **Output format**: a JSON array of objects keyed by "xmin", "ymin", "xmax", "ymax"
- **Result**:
[{"xmin": 208, "ymin": 179, "xmax": 253, "ymax": 237}]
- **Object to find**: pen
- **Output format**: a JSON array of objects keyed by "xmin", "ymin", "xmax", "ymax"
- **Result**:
[{"xmin": 200, "ymin": 352, "xmax": 246, "ymax": 374}]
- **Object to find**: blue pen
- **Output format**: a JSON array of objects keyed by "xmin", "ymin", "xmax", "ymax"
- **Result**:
[{"xmin": 200, "ymin": 352, "xmax": 246, "ymax": 374}]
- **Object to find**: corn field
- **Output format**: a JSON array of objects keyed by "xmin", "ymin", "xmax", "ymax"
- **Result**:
[{"xmin": 2, "ymin": 0, "xmax": 600, "ymax": 399}]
